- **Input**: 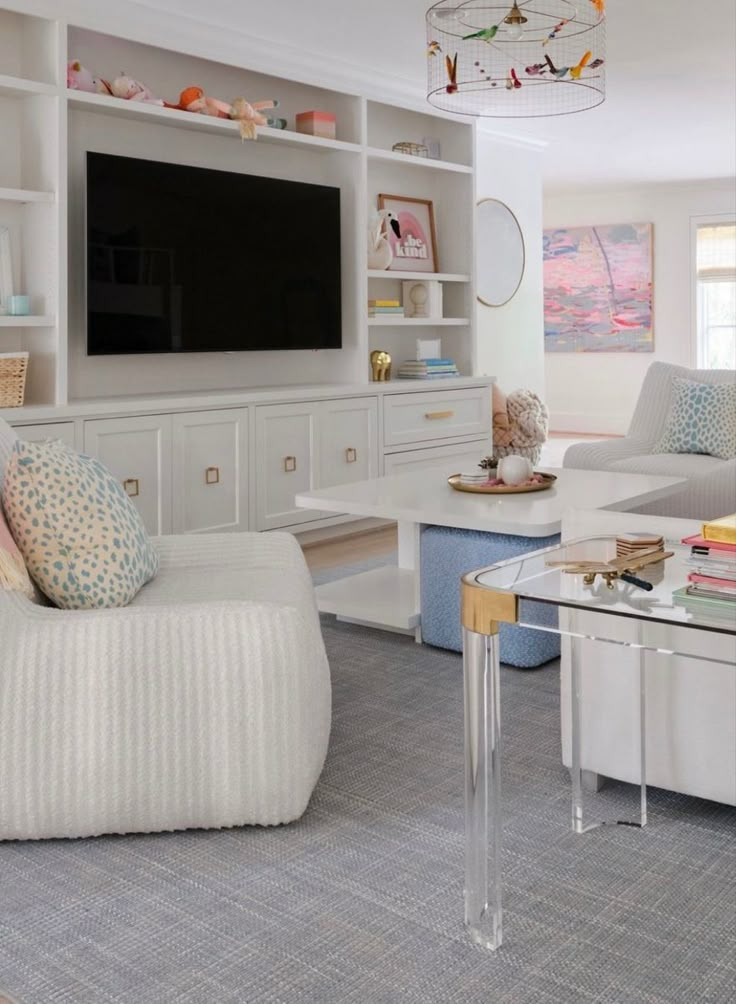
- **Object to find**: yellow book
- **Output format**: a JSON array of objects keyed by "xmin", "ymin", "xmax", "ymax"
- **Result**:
[
  {"xmin": 368, "ymin": 299, "xmax": 400, "ymax": 307},
  {"xmin": 702, "ymin": 513, "xmax": 736, "ymax": 544}
]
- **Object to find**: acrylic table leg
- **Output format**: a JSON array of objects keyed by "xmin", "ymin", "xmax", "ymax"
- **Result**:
[
  {"xmin": 463, "ymin": 625, "xmax": 502, "ymax": 950},
  {"xmin": 570, "ymin": 631, "xmax": 586, "ymax": 834},
  {"xmin": 637, "ymin": 645, "xmax": 648, "ymax": 827}
]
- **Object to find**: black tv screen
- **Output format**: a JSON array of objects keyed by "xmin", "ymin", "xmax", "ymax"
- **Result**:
[{"xmin": 86, "ymin": 152, "xmax": 342, "ymax": 355}]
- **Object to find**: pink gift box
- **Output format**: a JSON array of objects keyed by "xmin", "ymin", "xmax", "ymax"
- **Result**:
[{"xmin": 296, "ymin": 110, "xmax": 336, "ymax": 139}]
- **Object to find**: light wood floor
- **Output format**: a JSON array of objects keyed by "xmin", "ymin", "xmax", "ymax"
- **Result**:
[{"xmin": 300, "ymin": 525, "xmax": 397, "ymax": 571}]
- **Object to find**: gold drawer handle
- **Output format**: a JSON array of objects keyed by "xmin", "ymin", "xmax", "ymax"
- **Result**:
[
  {"xmin": 345, "ymin": 447, "xmax": 357, "ymax": 464},
  {"xmin": 425, "ymin": 410, "xmax": 455, "ymax": 420},
  {"xmin": 284, "ymin": 456, "xmax": 297, "ymax": 473},
  {"xmin": 123, "ymin": 478, "xmax": 140, "ymax": 498},
  {"xmin": 205, "ymin": 466, "xmax": 220, "ymax": 485}
]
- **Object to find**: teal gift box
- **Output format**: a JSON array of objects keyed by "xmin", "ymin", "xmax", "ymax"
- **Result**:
[{"xmin": 7, "ymin": 295, "xmax": 30, "ymax": 315}]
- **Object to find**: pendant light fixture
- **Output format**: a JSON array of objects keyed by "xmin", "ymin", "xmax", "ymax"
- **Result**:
[{"xmin": 426, "ymin": 1, "xmax": 606, "ymax": 117}]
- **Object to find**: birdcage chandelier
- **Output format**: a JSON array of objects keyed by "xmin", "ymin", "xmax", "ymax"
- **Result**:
[{"xmin": 426, "ymin": 0, "xmax": 606, "ymax": 117}]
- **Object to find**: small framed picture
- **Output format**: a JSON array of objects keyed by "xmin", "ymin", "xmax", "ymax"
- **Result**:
[
  {"xmin": 378, "ymin": 194, "xmax": 438, "ymax": 273},
  {"xmin": 0, "ymin": 226, "xmax": 13, "ymax": 314}
]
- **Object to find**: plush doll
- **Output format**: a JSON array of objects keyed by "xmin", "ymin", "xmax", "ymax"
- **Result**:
[
  {"xmin": 67, "ymin": 60, "xmax": 113, "ymax": 95},
  {"xmin": 110, "ymin": 74, "xmax": 165, "ymax": 105},
  {"xmin": 176, "ymin": 88, "xmax": 285, "ymax": 139}
]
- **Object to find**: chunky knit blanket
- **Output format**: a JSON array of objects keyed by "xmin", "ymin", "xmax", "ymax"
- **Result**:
[{"xmin": 493, "ymin": 388, "xmax": 549, "ymax": 464}]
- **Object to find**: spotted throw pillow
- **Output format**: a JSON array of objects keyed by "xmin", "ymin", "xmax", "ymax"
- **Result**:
[
  {"xmin": 2, "ymin": 440, "xmax": 158, "ymax": 609},
  {"xmin": 656, "ymin": 377, "xmax": 736, "ymax": 460}
]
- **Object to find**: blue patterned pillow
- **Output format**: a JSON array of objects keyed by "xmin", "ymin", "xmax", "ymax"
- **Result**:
[
  {"xmin": 1, "ymin": 439, "xmax": 158, "ymax": 609},
  {"xmin": 657, "ymin": 377, "xmax": 736, "ymax": 460}
]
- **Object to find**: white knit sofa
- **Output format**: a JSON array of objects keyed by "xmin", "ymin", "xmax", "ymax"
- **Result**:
[
  {"xmin": 564, "ymin": 361, "xmax": 736, "ymax": 520},
  {"xmin": 0, "ymin": 420, "xmax": 331, "ymax": 841}
]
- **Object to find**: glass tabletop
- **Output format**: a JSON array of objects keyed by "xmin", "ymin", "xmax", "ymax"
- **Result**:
[{"xmin": 470, "ymin": 534, "xmax": 736, "ymax": 639}]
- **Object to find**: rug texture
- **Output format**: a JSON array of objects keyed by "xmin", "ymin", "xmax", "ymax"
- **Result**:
[{"xmin": 0, "ymin": 570, "xmax": 734, "ymax": 1002}]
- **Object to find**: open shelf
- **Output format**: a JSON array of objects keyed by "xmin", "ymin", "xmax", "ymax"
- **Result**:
[
  {"xmin": 0, "ymin": 74, "xmax": 56, "ymax": 97},
  {"xmin": 0, "ymin": 187, "xmax": 55, "ymax": 203},
  {"xmin": 0, "ymin": 315, "xmax": 55, "ymax": 327},
  {"xmin": 366, "ymin": 146, "xmax": 473, "ymax": 174},
  {"xmin": 368, "ymin": 270, "xmax": 470, "ymax": 283},
  {"xmin": 368, "ymin": 316, "xmax": 470, "ymax": 326},
  {"xmin": 67, "ymin": 90, "xmax": 363, "ymax": 155}
]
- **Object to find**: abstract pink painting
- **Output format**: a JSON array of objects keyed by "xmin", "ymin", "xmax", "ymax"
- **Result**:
[{"xmin": 543, "ymin": 223, "xmax": 653, "ymax": 352}]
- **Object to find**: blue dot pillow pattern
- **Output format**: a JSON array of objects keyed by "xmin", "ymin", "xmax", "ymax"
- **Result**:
[
  {"xmin": 1, "ymin": 439, "xmax": 159, "ymax": 609},
  {"xmin": 656, "ymin": 377, "xmax": 736, "ymax": 460}
]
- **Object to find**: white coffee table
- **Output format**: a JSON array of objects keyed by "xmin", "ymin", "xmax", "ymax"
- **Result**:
[{"xmin": 296, "ymin": 465, "xmax": 686, "ymax": 637}]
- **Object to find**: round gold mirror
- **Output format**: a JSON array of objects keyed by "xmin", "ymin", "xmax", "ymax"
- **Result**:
[{"xmin": 476, "ymin": 199, "xmax": 525, "ymax": 307}]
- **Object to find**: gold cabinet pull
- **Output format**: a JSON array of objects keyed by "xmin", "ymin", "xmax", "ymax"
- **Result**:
[
  {"xmin": 205, "ymin": 466, "xmax": 220, "ymax": 485},
  {"xmin": 123, "ymin": 478, "xmax": 140, "ymax": 497},
  {"xmin": 284, "ymin": 456, "xmax": 297, "ymax": 473},
  {"xmin": 424, "ymin": 410, "xmax": 455, "ymax": 420},
  {"xmin": 345, "ymin": 447, "xmax": 357, "ymax": 464}
]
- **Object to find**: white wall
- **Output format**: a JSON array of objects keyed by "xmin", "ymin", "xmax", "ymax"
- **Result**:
[
  {"xmin": 544, "ymin": 180, "xmax": 736, "ymax": 434},
  {"xmin": 475, "ymin": 132, "xmax": 545, "ymax": 399}
]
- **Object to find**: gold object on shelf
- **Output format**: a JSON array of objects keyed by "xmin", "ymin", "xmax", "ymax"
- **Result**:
[
  {"xmin": 370, "ymin": 349, "xmax": 392, "ymax": 381},
  {"xmin": 447, "ymin": 472, "xmax": 557, "ymax": 495},
  {"xmin": 345, "ymin": 447, "xmax": 357, "ymax": 463},
  {"xmin": 425, "ymin": 410, "xmax": 454, "ymax": 420},
  {"xmin": 205, "ymin": 466, "xmax": 220, "ymax": 485},
  {"xmin": 392, "ymin": 141, "xmax": 429, "ymax": 158},
  {"xmin": 123, "ymin": 478, "xmax": 140, "ymax": 498},
  {"xmin": 284, "ymin": 456, "xmax": 297, "ymax": 473}
]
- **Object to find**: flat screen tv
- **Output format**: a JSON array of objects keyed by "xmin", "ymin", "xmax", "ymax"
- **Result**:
[{"xmin": 86, "ymin": 151, "xmax": 342, "ymax": 355}]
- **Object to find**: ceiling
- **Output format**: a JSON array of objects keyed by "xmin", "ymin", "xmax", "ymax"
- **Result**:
[{"xmin": 131, "ymin": 0, "xmax": 736, "ymax": 193}]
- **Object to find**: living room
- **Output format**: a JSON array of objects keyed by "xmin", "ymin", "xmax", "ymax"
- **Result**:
[{"xmin": 1, "ymin": 1, "xmax": 734, "ymax": 1002}]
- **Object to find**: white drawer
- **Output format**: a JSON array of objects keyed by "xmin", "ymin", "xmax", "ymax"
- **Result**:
[
  {"xmin": 383, "ymin": 387, "xmax": 490, "ymax": 448},
  {"xmin": 383, "ymin": 440, "xmax": 489, "ymax": 476}
]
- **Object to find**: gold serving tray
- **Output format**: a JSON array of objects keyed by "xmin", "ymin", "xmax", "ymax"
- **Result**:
[{"xmin": 448, "ymin": 472, "xmax": 557, "ymax": 495}]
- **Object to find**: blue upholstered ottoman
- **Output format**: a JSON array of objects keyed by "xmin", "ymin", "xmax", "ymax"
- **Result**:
[{"xmin": 420, "ymin": 526, "xmax": 561, "ymax": 668}]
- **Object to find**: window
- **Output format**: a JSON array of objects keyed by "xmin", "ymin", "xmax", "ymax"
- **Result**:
[{"xmin": 695, "ymin": 222, "xmax": 736, "ymax": 369}]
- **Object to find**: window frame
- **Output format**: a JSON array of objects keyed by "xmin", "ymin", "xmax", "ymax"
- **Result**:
[{"xmin": 690, "ymin": 213, "xmax": 736, "ymax": 369}]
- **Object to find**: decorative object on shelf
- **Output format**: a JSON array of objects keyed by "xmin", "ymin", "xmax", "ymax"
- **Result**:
[
  {"xmin": 110, "ymin": 74, "xmax": 165, "ymax": 105},
  {"xmin": 493, "ymin": 387, "xmax": 549, "ymax": 464},
  {"xmin": 416, "ymin": 336, "xmax": 442, "ymax": 360},
  {"xmin": 447, "ymin": 471, "xmax": 556, "ymax": 494},
  {"xmin": 403, "ymin": 279, "xmax": 443, "ymax": 319},
  {"xmin": 378, "ymin": 194, "xmax": 438, "ymax": 273},
  {"xmin": 544, "ymin": 222, "xmax": 653, "ymax": 352},
  {"xmin": 397, "ymin": 357, "xmax": 458, "ymax": 379},
  {"xmin": 392, "ymin": 141, "xmax": 429, "ymax": 158},
  {"xmin": 368, "ymin": 299, "xmax": 404, "ymax": 318},
  {"xmin": 370, "ymin": 349, "xmax": 392, "ymax": 381},
  {"xmin": 66, "ymin": 59, "xmax": 111, "ymax": 94},
  {"xmin": 367, "ymin": 209, "xmax": 401, "ymax": 270},
  {"xmin": 6, "ymin": 295, "xmax": 29, "ymax": 316},
  {"xmin": 0, "ymin": 351, "xmax": 28, "ymax": 408},
  {"xmin": 422, "ymin": 136, "xmax": 442, "ymax": 159},
  {"xmin": 297, "ymin": 111, "xmax": 336, "ymax": 139},
  {"xmin": 425, "ymin": 0, "xmax": 606, "ymax": 118},
  {"xmin": 176, "ymin": 88, "xmax": 285, "ymax": 138},
  {"xmin": 476, "ymin": 198, "xmax": 524, "ymax": 306},
  {"xmin": 0, "ymin": 226, "xmax": 12, "ymax": 314}
]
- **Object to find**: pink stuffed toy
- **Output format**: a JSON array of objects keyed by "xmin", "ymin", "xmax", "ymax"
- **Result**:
[
  {"xmin": 67, "ymin": 59, "xmax": 111, "ymax": 95},
  {"xmin": 110, "ymin": 74, "xmax": 164, "ymax": 106}
]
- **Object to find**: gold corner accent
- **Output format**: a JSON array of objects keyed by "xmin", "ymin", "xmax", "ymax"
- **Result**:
[{"xmin": 461, "ymin": 577, "xmax": 518, "ymax": 634}]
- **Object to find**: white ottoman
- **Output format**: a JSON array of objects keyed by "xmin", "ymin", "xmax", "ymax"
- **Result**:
[{"xmin": 0, "ymin": 532, "xmax": 331, "ymax": 840}]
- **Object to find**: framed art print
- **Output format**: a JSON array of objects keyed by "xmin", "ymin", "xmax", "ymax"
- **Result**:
[{"xmin": 378, "ymin": 194, "xmax": 438, "ymax": 273}]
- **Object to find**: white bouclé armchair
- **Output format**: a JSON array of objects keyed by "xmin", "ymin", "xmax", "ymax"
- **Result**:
[{"xmin": 0, "ymin": 418, "xmax": 331, "ymax": 841}]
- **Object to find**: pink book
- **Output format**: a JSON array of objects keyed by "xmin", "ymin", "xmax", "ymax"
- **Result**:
[
  {"xmin": 682, "ymin": 533, "xmax": 736, "ymax": 554},
  {"xmin": 688, "ymin": 572, "xmax": 736, "ymax": 589}
]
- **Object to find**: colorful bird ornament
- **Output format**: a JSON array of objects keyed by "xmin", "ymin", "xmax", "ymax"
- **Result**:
[
  {"xmin": 445, "ymin": 52, "xmax": 458, "ymax": 93},
  {"xmin": 544, "ymin": 51, "xmax": 592, "ymax": 80},
  {"xmin": 589, "ymin": 0, "xmax": 605, "ymax": 14},
  {"xmin": 427, "ymin": 40, "xmax": 442, "ymax": 57},
  {"xmin": 542, "ymin": 19, "xmax": 569, "ymax": 46},
  {"xmin": 569, "ymin": 51, "xmax": 592, "ymax": 79},
  {"xmin": 525, "ymin": 62, "xmax": 547, "ymax": 76},
  {"xmin": 462, "ymin": 25, "xmax": 499, "ymax": 43}
]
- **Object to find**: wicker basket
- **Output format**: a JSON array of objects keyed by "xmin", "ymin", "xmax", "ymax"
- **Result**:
[{"xmin": 0, "ymin": 352, "xmax": 29, "ymax": 408}]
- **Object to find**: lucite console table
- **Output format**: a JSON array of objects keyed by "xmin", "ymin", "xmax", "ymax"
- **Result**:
[{"xmin": 461, "ymin": 535, "xmax": 736, "ymax": 951}]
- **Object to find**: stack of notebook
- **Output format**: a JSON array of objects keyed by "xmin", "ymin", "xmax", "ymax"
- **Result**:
[
  {"xmin": 368, "ymin": 299, "xmax": 404, "ymax": 318},
  {"xmin": 673, "ymin": 513, "xmax": 736, "ymax": 613},
  {"xmin": 397, "ymin": 358, "xmax": 459, "ymax": 379}
]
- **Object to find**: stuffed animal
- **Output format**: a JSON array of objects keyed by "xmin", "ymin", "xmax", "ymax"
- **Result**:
[
  {"xmin": 493, "ymin": 388, "xmax": 549, "ymax": 464},
  {"xmin": 67, "ymin": 59, "xmax": 111, "ymax": 95},
  {"xmin": 177, "ymin": 86, "xmax": 231, "ymax": 118},
  {"xmin": 110, "ymin": 74, "xmax": 165, "ymax": 105},
  {"xmin": 177, "ymin": 88, "xmax": 285, "ymax": 139}
]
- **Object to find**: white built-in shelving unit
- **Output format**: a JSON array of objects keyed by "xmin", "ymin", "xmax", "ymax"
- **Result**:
[{"xmin": 0, "ymin": 2, "xmax": 478, "ymax": 418}]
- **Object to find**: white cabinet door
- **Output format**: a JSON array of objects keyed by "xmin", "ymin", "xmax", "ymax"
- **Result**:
[
  {"xmin": 14, "ymin": 422, "xmax": 77, "ymax": 447},
  {"xmin": 319, "ymin": 397, "xmax": 378, "ymax": 488},
  {"xmin": 172, "ymin": 409, "xmax": 248, "ymax": 533},
  {"xmin": 83, "ymin": 415, "xmax": 173, "ymax": 536},
  {"xmin": 255, "ymin": 403, "xmax": 321, "ymax": 530}
]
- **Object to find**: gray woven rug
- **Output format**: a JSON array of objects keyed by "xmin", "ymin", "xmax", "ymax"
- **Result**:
[{"xmin": 1, "ymin": 572, "xmax": 734, "ymax": 1002}]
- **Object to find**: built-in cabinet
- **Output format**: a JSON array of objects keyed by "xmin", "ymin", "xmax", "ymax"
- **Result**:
[{"xmin": 10, "ymin": 380, "xmax": 493, "ymax": 536}]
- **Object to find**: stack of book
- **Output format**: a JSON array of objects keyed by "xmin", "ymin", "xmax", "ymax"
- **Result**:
[
  {"xmin": 673, "ymin": 513, "xmax": 736, "ymax": 614},
  {"xmin": 368, "ymin": 299, "xmax": 404, "ymax": 318},
  {"xmin": 397, "ymin": 358, "xmax": 459, "ymax": 379}
]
